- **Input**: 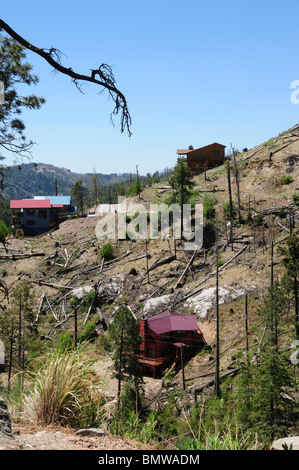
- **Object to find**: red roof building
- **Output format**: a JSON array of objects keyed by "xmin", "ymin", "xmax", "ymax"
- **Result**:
[
  {"xmin": 10, "ymin": 199, "xmax": 65, "ymax": 235},
  {"xmin": 137, "ymin": 310, "xmax": 206, "ymax": 378},
  {"xmin": 10, "ymin": 200, "xmax": 52, "ymax": 209},
  {"xmin": 10, "ymin": 196, "xmax": 74, "ymax": 236}
]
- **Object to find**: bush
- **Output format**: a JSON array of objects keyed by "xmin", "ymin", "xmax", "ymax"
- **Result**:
[
  {"xmin": 22, "ymin": 348, "xmax": 105, "ymax": 427},
  {"xmin": 292, "ymin": 193, "xmax": 299, "ymax": 206},
  {"xmin": 0, "ymin": 221, "xmax": 9, "ymax": 239},
  {"xmin": 100, "ymin": 243, "xmax": 114, "ymax": 261},
  {"xmin": 203, "ymin": 196, "xmax": 216, "ymax": 220},
  {"xmin": 56, "ymin": 331, "xmax": 73, "ymax": 353},
  {"xmin": 223, "ymin": 201, "xmax": 236, "ymax": 219},
  {"xmin": 278, "ymin": 209, "xmax": 287, "ymax": 219},
  {"xmin": 253, "ymin": 214, "xmax": 264, "ymax": 226},
  {"xmin": 78, "ymin": 320, "xmax": 97, "ymax": 344},
  {"xmin": 279, "ymin": 175, "xmax": 293, "ymax": 185}
]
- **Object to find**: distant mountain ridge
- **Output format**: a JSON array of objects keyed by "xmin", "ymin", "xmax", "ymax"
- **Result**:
[{"xmin": 3, "ymin": 162, "xmax": 131, "ymax": 200}]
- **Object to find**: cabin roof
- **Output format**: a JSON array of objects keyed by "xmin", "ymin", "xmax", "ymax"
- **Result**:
[
  {"xmin": 147, "ymin": 310, "xmax": 198, "ymax": 335},
  {"xmin": 34, "ymin": 196, "xmax": 71, "ymax": 205},
  {"xmin": 177, "ymin": 142, "xmax": 226, "ymax": 155},
  {"xmin": 10, "ymin": 199, "xmax": 51, "ymax": 209}
]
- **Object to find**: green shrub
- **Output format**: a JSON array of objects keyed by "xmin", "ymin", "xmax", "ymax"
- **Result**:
[
  {"xmin": 279, "ymin": 175, "xmax": 293, "ymax": 185},
  {"xmin": 292, "ymin": 193, "xmax": 299, "ymax": 206},
  {"xmin": 278, "ymin": 209, "xmax": 287, "ymax": 219},
  {"xmin": 78, "ymin": 320, "xmax": 97, "ymax": 344},
  {"xmin": 100, "ymin": 243, "xmax": 114, "ymax": 261},
  {"xmin": 223, "ymin": 201, "xmax": 236, "ymax": 219},
  {"xmin": 203, "ymin": 196, "xmax": 216, "ymax": 220},
  {"xmin": 0, "ymin": 221, "xmax": 9, "ymax": 239},
  {"xmin": 253, "ymin": 213, "xmax": 264, "ymax": 226},
  {"xmin": 56, "ymin": 331, "xmax": 73, "ymax": 353}
]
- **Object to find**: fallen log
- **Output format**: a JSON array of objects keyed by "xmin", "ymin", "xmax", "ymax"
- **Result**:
[
  {"xmin": 174, "ymin": 250, "xmax": 196, "ymax": 289},
  {"xmin": 29, "ymin": 280, "xmax": 73, "ymax": 290},
  {"xmin": 0, "ymin": 252, "xmax": 45, "ymax": 259},
  {"xmin": 36, "ymin": 292, "xmax": 46, "ymax": 322},
  {"xmin": 193, "ymin": 368, "xmax": 240, "ymax": 397},
  {"xmin": 183, "ymin": 244, "xmax": 248, "ymax": 301},
  {"xmin": 148, "ymin": 255, "xmax": 176, "ymax": 272}
]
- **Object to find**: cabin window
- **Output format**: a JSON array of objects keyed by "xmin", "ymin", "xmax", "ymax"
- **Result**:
[
  {"xmin": 27, "ymin": 220, "xmax": 35, "ymax": 226},
  {"xmin": 38, "ymin": 209, "xmax": 47, "ymax": 219},
  {"xmin": 161, "ymin": 346, "xmax": 171, "ymax": 356},
  {"xmin": 148, "ymin": 349, "xmax": 155, "ymax": 357},
  {"xmin": 213, "ymin": 150, "xmax": 220, "ymax": 157},
  {"xmin": 176, "ymin": 331, "xmax": 186, "ymax": 338},
  {"xmin": 26, "ymin": 209, "xmax": 35, "ymax": 216}
]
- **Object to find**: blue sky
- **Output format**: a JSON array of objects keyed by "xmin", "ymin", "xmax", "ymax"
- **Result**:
[{"xmin": 1, "ymin": 0, "xmax": 299, "ymax": 175}]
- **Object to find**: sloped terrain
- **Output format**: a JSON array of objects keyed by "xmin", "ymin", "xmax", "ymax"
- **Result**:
[{"xmin": 0, "ymin": 124, "xmax": 298, "ymax": 448}]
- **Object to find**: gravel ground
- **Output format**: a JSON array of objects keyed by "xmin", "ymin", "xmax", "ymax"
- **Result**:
[{"xmin": 0, "ymin": 425, "xmax": 153, "ymax": 450}]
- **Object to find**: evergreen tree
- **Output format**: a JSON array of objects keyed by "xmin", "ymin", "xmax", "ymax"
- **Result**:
[
  {"xmin": 103, "ymin": 305, "xmax": 142, "ymax": 412},
  {"xmin": 71, "ymin": 179, "xmax": 86, "ymax": 212},
  {"xmin": 168, "ymin": 158, "xmax": 195, "ymax": 237},
  {"xmin": 0, "ymin": 34, "xmax": 45, "ymax": 187},
  {"xmin": 89, "ymin": 171, "xmax": 101, "ymax": 207},
  {"xmin": 278, "ymin": 234, "xmax": 299, "ymax": 339},
  {"xmin": 168, "ymin": 158, "xmax": 194, "ymax": 207},
  {"xmin": 236, "ymin": 283, "xmax": 296, "ymax": 441}
]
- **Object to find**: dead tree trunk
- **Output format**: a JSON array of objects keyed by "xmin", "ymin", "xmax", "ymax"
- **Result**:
[
  {"xmin": 214, "ymin": 246, "xmax": 220, "ymax": 398},
  {"xmin": 226, "ymin": 161, "xmax": 234, "ymax": 245},
  {"xmin": 233, "ymin": 152, "xmax": 241, "ymax": 224}
]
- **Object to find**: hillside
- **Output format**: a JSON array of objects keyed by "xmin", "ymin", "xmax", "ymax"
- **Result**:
[
  {"xmin": 2, "ymin": 162, "xmax": 131, "ymax": 200},
  {"xmin": 0, "ymin": 124, "xmax": 298, "ymax": 450}
]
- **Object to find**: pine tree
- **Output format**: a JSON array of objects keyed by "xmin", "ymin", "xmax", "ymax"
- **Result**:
[
  {"xmin": 71, "ymin": 180, "xmax": 86, "ymax": 212},
  {"xmin": 278, "ymin": 234, "xmax": 299, "ymax": 339},
  {"xmin": 168, "ymin": 158, "xmax": 195, "ymax": 237},
  {"xmin": 0, "ymin": 34, "xmax": 45, "ymax": 187},
  {"xmin": 103, "ymin": 305, "xmax": 142, "ymax": 412},
  {"xmin": 236, "ymin": 283, "xmax": 296, "ymax": 441}
]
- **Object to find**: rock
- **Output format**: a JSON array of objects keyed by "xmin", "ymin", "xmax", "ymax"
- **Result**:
[
  {"xmin": 143, "ymin": 293, "xmax": 175, "ymax": 316},
  {"xmin": 72, "ymin": 285, "xmax": 93, "ymax": 300},
  {"xmin": 271, "ymin": 436, "xmax": 299, "ymax": 450},
  {"xmin": 0, "ymin": 397, "xmax": 14, "ymax": 441},
  {"xmin": 75, "ymin": 428, "xmax": 105, "ymax": 437},
  {"xmin": 185, "ymin": 286, "xmax": 230, "ymax": 318}
]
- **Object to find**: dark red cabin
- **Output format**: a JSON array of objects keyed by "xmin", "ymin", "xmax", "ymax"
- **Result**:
[{"xmin": 137, "ymin": 310, "xmax": 205, "ymax": 378}]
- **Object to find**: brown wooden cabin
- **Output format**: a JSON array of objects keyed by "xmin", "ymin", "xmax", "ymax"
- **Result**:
[{"xmin": 177, "ymin": 143, "xmax": 226, "ymax": 175}]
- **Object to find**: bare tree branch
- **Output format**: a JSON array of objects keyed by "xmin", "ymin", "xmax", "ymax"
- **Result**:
[{"xmin": 0, "ymin": 19, "xmax": 132, "ymax": 136}]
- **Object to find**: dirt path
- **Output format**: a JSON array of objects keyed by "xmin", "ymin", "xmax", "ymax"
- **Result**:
[{"xmin": 0, "ymin": 425, "xmax": 153, "ymax": 450}]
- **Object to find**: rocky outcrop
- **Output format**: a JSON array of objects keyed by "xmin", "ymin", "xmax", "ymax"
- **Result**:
[
  {"xmin": 0, "ymin": 397, "xmax": 14, "ymax": 441},
  {"xmin": 271, "ymin": 436, "xmax": 299, "ymax": 450},
  {"xmin": 143, "ymin": 293, "xmax": 175, "ymax": 317}
]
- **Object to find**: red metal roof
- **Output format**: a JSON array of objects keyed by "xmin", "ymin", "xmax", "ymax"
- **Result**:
[
  {"xmin": 147, "ymin": 310, "xmax": 198, "ymax": 335},
  {"xmin": 10, "ymin": 200, "xmax": 51, "ymax": 209},
  {"xmin": 52, "ymin": 204, "xmax": 64, "ymax": 208}
]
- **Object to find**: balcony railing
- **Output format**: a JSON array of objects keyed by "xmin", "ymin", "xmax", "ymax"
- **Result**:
[{"xmin": 137, "ymin": 353, "xmax": 174, "ymax": 368}]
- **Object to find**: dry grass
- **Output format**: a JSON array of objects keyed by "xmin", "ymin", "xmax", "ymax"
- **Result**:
[{"xmin": 21, "ymin": 347, "xmax": 106, "ymax": 427}]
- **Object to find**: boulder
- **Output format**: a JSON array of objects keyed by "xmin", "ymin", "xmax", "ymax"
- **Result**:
[
  {"xmin": 0, "ymin": 397, "xmax": 14, "ymax": 440},
  {"xmin": 75, "ymin": 428, "xmax": 105, "ymax": 437},
  {"xmin": 271, "ymin": 436, "xmax": 299, "ymax": 450},
  {"xmin": 143, "ymin": 293, "xmax": 175, "ymax": 317},
  {"xmin": 185, "ymin": 286, "xmax": 231, "ymax": 318}
]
